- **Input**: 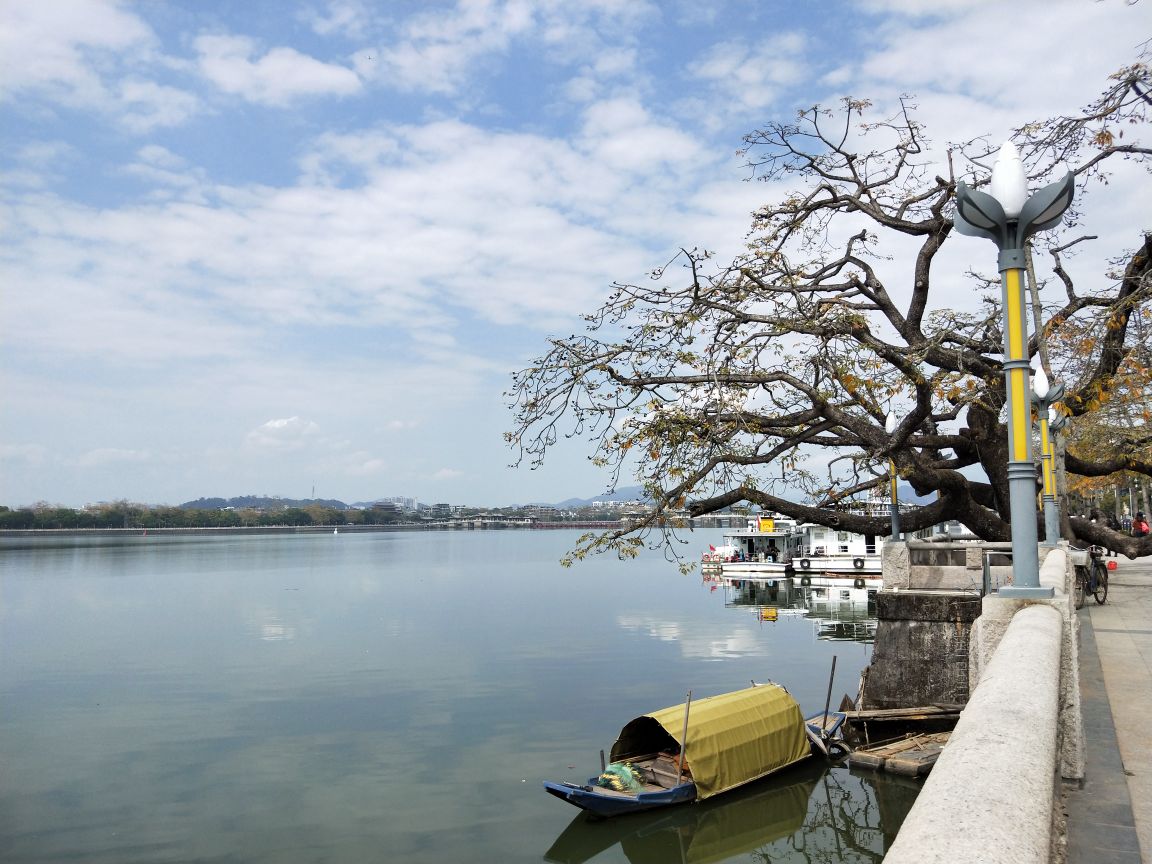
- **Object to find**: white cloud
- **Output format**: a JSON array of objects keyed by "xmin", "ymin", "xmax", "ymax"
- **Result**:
[
  {"xmin": 194, "ymin": 34, "xmax": 362, "ymax": 105},
  {"xmin": 245, "ymin": 417, "xmax": 321, "ymax": 452},
  {"xmin": 0, "ymin": 0, "xmax": 154, "ymax": 104},
  {"xmin": 431, "ymin": 468, "xmax": 463, "ymax": 480},
  {"xmin": 1, "ymin": 0, "xmax": 1145, "ymax": 511},
  {"xmin": 118, "ymin": 79, "xmax": 202, "ymax": 132},
  {"xmin": 850, "ymin": 0, "xmax": 1139, "ymax": 123},
  {"xmin": 348, "ymin": 457, "xmax": 387, "ymax": 476},
  {"xmin": 686, "ymin": 33, "xmax": 807, "ymax": 112},
  {"xmin": 121, "ymin": 145, "xmax": 207, "ymax": 194},
  {"xmin": 365, "ymin": 0, "xmax": 657, "ymax": 96},
  {"xmin": 372, "ymin": 0, "xmax": 534, "ymax": 96},
  {"xmin": 578, "ymin": 97, "xmax": 705, "ymax": 173},
  {"xmin": 303, "ymin": 0, "xmax": 373, "ymax": 39}
]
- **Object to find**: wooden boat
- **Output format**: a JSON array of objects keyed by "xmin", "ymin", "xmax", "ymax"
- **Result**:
[
  {"xmin": 543, "ymin": 683, "xmax": 843, "ymax": 818},
  {"xmin": 544, "ymin": 764, "xmax": 820, "ymax": 863}
]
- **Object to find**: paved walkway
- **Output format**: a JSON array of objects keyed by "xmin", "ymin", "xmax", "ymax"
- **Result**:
[{"xmin": 1066, "ymin": 554, "xmax": 1152, "ymax": 864}]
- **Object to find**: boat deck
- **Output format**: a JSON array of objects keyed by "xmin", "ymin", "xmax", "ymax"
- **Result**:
[{"xmin": 603, "ymin": 753, "xmax": 689, "ymax": 794}]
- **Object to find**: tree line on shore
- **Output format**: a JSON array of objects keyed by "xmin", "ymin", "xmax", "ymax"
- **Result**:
[
  {"xmin": 0, "ymin": 501, "xmax": 641, "ymax": 531},
  {"xmin": 0, "ymin": 502, "xmax": 404, "ymax": 530}
]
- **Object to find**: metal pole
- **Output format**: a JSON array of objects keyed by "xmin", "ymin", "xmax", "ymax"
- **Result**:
[
  {"xmin": 889, "ymin": 458, "xmax": 901, "ymax": 539},
  {"xmin": 998, "ymin": 251, "xmax": 1049, "ymax": 597},
  {"xmin": 1038, "ymin": 412, "xmax": 1058, "ymax": 545}
]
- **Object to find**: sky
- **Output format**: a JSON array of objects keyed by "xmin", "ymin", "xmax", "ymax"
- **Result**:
[{"xmin": 1, "ymin": 0, "xmax": 1148, "ymax": 509}]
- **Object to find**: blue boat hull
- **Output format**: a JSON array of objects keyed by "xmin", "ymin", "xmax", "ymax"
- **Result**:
[{"xmin": 543, "ymin": 779, "xmax": 697, "ymax": 817}]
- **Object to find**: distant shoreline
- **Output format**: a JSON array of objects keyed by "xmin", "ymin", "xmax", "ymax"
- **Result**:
[{"xmin": 0, "ymin": 521, "xmax": 632, "ymax": 539}]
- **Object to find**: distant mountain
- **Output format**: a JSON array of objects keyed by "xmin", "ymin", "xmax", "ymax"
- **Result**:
[
  {"xmin": 554, "ymin": 486, "xmax": 648, "ymax": 508},
  {"xmin": 179, "ymin": 496, "xmax": 349, "ymax": 510},
  {"xmin": 555, "ymin": 483, "xmax": 935, "ymax": 510}
]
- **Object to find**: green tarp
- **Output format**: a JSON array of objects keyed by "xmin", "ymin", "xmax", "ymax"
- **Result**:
[{"xmin": 609, "ymin": 683, "xmax": 810, "ymax": 800}]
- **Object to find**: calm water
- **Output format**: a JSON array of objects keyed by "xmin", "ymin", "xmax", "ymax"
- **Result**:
[{"xmin": 0, "ymin": 529, "xmax": 916, "ymax": 863}]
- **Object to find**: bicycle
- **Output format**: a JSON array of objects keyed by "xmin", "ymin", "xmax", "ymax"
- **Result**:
[{"xmin": 1073, "ymin": 545, "xmax": 1109, "ymax": 609}]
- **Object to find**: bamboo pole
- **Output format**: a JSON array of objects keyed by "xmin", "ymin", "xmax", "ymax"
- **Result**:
[
  {"xmin": 676, "ymin": 691, "xmax": 692, "ymax": 780},
  {"xmin": 822, "ymin": 656, "xmax": 838, "ymax": 738}
]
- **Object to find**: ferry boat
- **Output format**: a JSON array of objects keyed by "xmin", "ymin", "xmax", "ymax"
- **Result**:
[{"xmin": 701, "ymin": 514, "xmax": 885, "ymax": 586}]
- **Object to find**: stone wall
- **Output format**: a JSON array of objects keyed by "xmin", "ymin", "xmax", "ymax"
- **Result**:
[
  {"xmin": 880, "ymin": 545, "xmax": 1083, "ymax": 864},
  {"xmin": 861, "ymin": 590, "xmax": 982, "ymax": 709},
  {"xmin": 882, "ymin": 604, "xmax": 1066, "ymax": 864}
]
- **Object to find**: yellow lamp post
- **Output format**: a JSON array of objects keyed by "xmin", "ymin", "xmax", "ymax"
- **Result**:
[
  {"xmin": 885, "ymin": 410, "xmax": 902, "ymax": 539},
  {"xmin": 954, "ymin": 142, "xmax": 1074, "ymax": 597},
  {"xmin": 1031, "ymin": 367, "xmax": 1065, "ymax": 545}
]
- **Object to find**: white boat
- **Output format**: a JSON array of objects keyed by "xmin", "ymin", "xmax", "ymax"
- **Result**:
[
  {"xmin": 702, "ymin": 514, "xmax": 885, "ymax": 586},
  {"xmin": 701, "ymin": 515, "xmax": 802, "ymax": 576}
]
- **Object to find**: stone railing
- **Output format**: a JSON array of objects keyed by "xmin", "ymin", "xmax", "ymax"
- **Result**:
[{"xmin": 882, "ymin": 546, "xmax": 1082, "ymax": 864}]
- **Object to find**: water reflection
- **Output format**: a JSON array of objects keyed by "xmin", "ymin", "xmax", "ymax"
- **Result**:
[
  {"xmin": 545, "ymin": 762, "xmax": 919, "ymax": 864},
  {"xmin": 711, "ymin": 577, "xmax": 878, "ymax": 644},
  {"xmin": 1, "ymin": 531, "xmax": 911, "ymax": 863}
]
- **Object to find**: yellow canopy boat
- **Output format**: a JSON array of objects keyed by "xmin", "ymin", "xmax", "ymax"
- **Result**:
[{"xmin": 544, "ymin": 683, "xmax": 818, "ymax": 817}]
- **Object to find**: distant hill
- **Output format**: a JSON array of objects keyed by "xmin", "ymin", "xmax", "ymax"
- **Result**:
[
  {"xmin": 554, "ymin": 486, "xmax": 647, "ymax": 508},
  {"xmin": 179, "ymin": 496, "xmax": 349, "ymax": 510},
  {"xmin": 178, "ymin": 483, "xmax": 931, "ymax": 512},
  {"xmin": 897, "ymin": 484, "xmax": 936, "ymax": 505}
]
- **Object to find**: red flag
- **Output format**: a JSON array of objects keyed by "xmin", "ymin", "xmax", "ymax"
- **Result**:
[{"xmin": 709, "ymin": 544, "xmax": 716, "ymax": 551}]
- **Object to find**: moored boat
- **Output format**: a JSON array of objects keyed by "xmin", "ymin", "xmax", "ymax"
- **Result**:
[
  {"xmin": 700, "ymin": 515, "xmax": 801, "ymax": 576},
  {"xmin": 542, "ymin": 683, "xmax": 842, "ymax": 818},
  {"xmin": 703, "ymin": 514, "xmax": 885, "ymax": 582}
]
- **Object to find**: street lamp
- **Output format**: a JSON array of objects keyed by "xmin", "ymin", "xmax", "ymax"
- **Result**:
[
  {"xmin": 1031, "ymin": 367, "xmax": 1065, "ymax": 545},
  {"xmin": 885, "ymin": 410, "xmax": 902, "ymax": 540},
  {"xmin": 954, "ymin": 141, "xmax": 1074, "ymax": 598}
]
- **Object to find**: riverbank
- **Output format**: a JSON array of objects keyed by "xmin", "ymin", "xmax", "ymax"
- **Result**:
[{"xmin": 0, "ymin": 521, "xmax": 632, "ymax": 539}]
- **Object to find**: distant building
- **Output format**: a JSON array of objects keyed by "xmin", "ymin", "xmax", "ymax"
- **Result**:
[{"xmin": 376, "ymin": 496, "xmax": 417, "ymax": 510}]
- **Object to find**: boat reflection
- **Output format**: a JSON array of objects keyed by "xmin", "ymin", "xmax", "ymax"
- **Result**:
[
  {"xmin": 544, "ymin": 761, "xmax": 920, "ymax": 864},
  {"xmin": 709, "ymin": 577, "xmax": 879, "ymax": 644}
]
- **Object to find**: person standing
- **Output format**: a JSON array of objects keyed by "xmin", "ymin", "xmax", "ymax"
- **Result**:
[{"xmin": 1133, "ymin": 512, "xmax": 1150, "ymax": 537}]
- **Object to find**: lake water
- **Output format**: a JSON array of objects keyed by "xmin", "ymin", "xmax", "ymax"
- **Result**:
[{"xmin": 0, "ymin": 529, "xmax": 918, "ymax": 863}]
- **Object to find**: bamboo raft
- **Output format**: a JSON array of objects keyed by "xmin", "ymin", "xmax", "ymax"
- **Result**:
[{"xmin": 847, "ymin": 731, "xmax": 952, "ymax": 776}]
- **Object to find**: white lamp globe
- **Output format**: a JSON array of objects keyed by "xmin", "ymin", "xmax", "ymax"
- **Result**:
[
  {"xmin": 1033, "ymin": 366, "xmax": 1050, "ymax": 399},
  {"xmin": 990, "ymin": 141, "xmax": 1028, "ymax": 219}
]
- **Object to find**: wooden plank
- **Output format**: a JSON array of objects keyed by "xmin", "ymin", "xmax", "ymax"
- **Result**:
[
  {"xmin": 886, "ymin": 750, "xmax": 942, "ymax": 776},
  {"xmin": 849, "ymin": 751, "xmax": 887, "ymax": 770},
  {"xmin": 845, "ymin": 706, "xmax": 960, "ymax": 721}
]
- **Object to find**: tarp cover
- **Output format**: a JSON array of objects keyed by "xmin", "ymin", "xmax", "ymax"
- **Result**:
[{"xmin": 609, "ymin": 684, "xmax": 809, "ymax": 800}]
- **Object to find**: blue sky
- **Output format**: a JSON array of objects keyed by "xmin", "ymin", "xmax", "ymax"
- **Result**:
[{"xmin": 1, "ymin": 0, "xmax": 1147, "ymax": 509}]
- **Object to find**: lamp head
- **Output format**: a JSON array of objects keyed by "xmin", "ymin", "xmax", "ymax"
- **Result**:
[
  {"xmin": 1032, "ymin": 366, "xmax": 1050, "ymax": 399},
  {"xmin": 990, "ymin": 141, "xmax": 1028, "ymax": 219}
]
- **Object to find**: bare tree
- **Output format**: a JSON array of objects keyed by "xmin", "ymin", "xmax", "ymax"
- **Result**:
[{"xmin": 508, "ymin": 64, "xmax": 1152, "ymax": 563}]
